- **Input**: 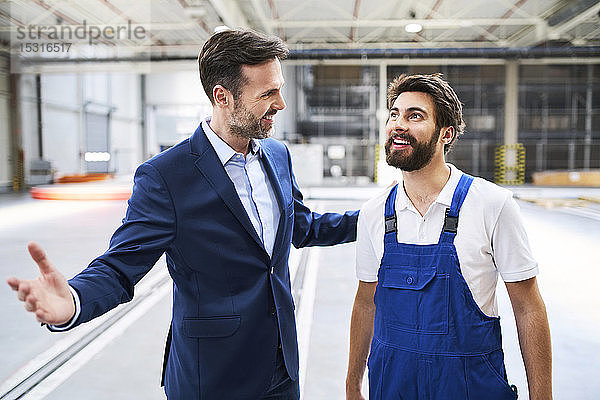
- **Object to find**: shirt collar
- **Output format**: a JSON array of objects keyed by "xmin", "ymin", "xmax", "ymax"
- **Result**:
[
  {"xmin": 395, "ymin": 163, "xmax": 462, "ymax": 210},
  {"xmin": 436, "ymin": 163, "xmax": 462, "ymax": 207},
  {"xmin": 202, "ymin": 117, "xmax": 262, "ymax": 166}
]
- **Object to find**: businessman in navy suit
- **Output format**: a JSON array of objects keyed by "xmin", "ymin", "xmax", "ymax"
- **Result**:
[{"xmin": 7, "ymin": 29, "xmax": 358, "ymax": 399}]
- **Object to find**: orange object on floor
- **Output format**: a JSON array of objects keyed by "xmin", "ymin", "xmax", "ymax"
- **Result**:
[
  {"xmin": 54, "ymin": 173, "xmax": 113, "ymax": 184},
  {"xmin": 30, "ymin": 185, "xmax": 132, "ymax": 201}
]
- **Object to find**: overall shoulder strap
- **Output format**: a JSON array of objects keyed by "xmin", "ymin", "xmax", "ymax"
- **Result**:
[
  {"xmin": 439, "ymin": 174, "xmax": 474, "ymax": 243},
  {"xmin": 384, "ymin": 184, "xmax": 399, "ymax": 243}
]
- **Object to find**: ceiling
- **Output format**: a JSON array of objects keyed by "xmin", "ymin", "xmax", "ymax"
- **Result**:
[{"xmin": 1, "ymin": 0, "xmax": 599, "ymax": 62}]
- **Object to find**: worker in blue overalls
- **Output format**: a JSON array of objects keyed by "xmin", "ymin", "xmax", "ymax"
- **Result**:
[{"xmin": 346, "ymin": 73, "xmax": 552, "ymax": 400}]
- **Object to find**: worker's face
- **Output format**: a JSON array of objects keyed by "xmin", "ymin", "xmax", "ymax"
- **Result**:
[
  {"xmin": 384, "ymin": 91, "xmax": 444, "ymax": 171},
  {"xmin": 229, "ymin": 58, "xmax": 286, "ymax": 139}
]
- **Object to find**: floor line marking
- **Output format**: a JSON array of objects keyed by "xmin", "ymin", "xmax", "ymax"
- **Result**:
[
  {"xmin": 0, "ymin": 264, "xmax": 169, "ymax": 399},
  {"xmin": 21, "ymin": 282, "xmax": 171, "ymax": 400},
  {"xmin": 297, "ymin": 246, "xmax": 321, "ymax": 397}
]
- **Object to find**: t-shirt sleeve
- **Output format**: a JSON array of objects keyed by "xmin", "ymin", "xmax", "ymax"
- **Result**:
[
  {"xmin": 355, "ymin": 202, "xmax": 380, "ymax": 282},
  {"xmin": 492, "ymin": 195, "xmax": 539, "ymax": 282}
]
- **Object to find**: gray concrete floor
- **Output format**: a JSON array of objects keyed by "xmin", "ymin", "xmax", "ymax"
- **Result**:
[{"xmin": 1, "ymin": 186, "xmax": 599, "ymax": 399}]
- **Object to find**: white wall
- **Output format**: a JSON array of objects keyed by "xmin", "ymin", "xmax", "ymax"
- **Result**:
[
  {"xmin": 110, "ymin": 73, "xmax": 141, "ymax": 174},
  {"xmin": 17, "ymin": 68, "xmax": 214, "ymax": 180},
  {"xmin": 145, "ymin": 70, "xmax": 207, "ymax": 105},
  {"xmin": 41, "ymin": 74, "xmax": 81, "ymax": 175},
  {"xmin": 0, "ymin": 55, "xmax": 10, "ymax": 191},
  {"xmin": 21, "ymin": 72, "xmax": 144, "ymax": 178},
  {"xmin": 277, "ymin": 63, "xmax": 297, "ymax": 141},
  {"xmin": 145, "ymin": 71, "xmax": 211, "ymax": 156}
]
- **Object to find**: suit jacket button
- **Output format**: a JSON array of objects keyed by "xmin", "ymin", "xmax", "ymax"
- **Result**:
[{"xmin": 270, "ymin": 266, "xmax": 274, "ymax": 274}]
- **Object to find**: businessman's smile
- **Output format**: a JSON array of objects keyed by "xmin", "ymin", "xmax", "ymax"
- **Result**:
[{"xmin": 261, "ymin": 109, "xmax": 277, "ymax": 129}]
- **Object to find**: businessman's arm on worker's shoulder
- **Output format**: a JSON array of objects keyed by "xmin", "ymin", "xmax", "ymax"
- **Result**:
[
  {"xmin": 505, "ymin": 277, "xmax": 552, "ymax": 400},
  {"xmin": 287, "ymin": 149, "xmax": 358, "ymax": 248},
  {"xmin": 346, "ymin": 281, "xmax": 377, "ymax": 400}
]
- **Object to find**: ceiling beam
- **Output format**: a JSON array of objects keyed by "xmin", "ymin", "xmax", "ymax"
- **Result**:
[
  {"xmin": 176, "ymin": 0, "xmax": 211, "ymax": 35},
  {"xmin": 548, "ymin": 1, "xmax": 600, "ymax": 38},
  {"xmin": 0, "ymin": 22, "xmax": 203, "ymax": 33},
  {"xmin": 249, "ymin": 0, "xmax": 273, "ymax": 34},
  {"xmin": 265, "ymin": 0, "xmax": 283, "ymax": 38},
  {"xmin": 281, "ymin": 40, "xmax": 520, "ymax": 49},
  {"xmin": 504, "ymin": 0, "xmax": 570, "ymax": 47},
  {"xmin": 22, "ymin": 0, "xmax": 115, "ymax": 46},
  {"xmin": 99, "ymin": 0, "xmax": 166, "ymax": 46},
  {"xmin": 349, "ymin": 0, "xmax": 361, "ymax": 42},
  {"xmin": 476, "ymin": 0, "xmax": 528, "ymax": 41},
  {"xmin": 207, "ymin": 0, "xmax": 249, "ymax": 30},
  {"xmin": 279, "ymin": 0, "xmax": 315, "ymax": 21},
  {"xmin": 509, "ymin": 1, "xmax": 600, "ymax": 47},
  {"xmin": 425, "ymin": 0, "xmax": 444, "ymax": 19},
  {"xmin": 270, "ymin": 18, "xmax": 542, "ymax": 29}
]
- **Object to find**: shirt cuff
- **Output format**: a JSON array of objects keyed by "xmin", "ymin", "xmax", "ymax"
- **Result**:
[
  {"xmin": 46, "ymin": 286, "xmax": 81, "ymax": 332},
  {"xmin": 356, "ymin": 273, "xmax": 378, "ymax": 282},
  {"xmin": 500, "ymin": 263, "xmax": 539, "ymax": 283}
]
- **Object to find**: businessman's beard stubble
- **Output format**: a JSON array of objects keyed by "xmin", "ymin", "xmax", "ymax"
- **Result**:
[{"xmin": 229, "ymin": 104, "xmax": 275, "ymax": 140}]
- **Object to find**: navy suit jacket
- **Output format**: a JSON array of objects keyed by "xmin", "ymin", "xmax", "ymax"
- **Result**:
[{"xmin": 67, "ymin": 124, "xmax": 358, "ymax": 399}]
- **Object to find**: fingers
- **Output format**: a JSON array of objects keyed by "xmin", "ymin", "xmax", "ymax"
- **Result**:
[
  {"xmin": 27, "ymin": 242, "xmax": 55, "ymax": 276},
  {"xmin": 8, "ymin": 279, "xmax": 33, "ymax": 303},
  {"xmin": 17, "ymin": 281, "xmax": 31, "ymax": 301},
  {"xmin": 24, "ymin": 293, "xmax": 38, "ymax": 311},
  {"xmin": 6, "ymin": 277, "xmax": 20, "ymax": 291}
]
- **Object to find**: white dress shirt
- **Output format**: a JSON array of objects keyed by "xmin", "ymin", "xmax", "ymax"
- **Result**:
[{"xmin": 202, "ymin": 118, "xmax": 280, "ymax": 257}]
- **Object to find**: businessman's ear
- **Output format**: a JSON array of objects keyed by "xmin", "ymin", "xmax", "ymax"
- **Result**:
[{"xmin": 213, "ymin": 85, "xmax": 231, "ymax": 108}]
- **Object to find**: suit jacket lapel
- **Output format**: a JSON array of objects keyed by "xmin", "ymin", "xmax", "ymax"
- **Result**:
[{"xmin": 191, "ymin": 126, "xmax": 265, "ymax": 251}]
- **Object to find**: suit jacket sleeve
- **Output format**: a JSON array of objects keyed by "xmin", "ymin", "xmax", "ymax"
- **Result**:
[
  {"xmin": 68, "ymin": 162, "xmax": 176, "ymax": 326},
  {"xmin": 289, "ymin": 147, "xmax": 359, "ymax": 248}
]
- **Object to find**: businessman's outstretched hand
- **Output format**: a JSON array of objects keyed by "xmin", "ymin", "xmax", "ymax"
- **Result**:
[{"xmin": 6, "ymin": 242, "xmax": 75, "ymax": 326}]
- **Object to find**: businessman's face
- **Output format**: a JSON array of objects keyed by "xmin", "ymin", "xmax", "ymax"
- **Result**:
[
  {"xmin": 229, "ymin": 58, "xmax": 286, "ymax": 139},
  {"xmin": 384, "ymin": 91, "xmax": 442, "ymax": 172}
]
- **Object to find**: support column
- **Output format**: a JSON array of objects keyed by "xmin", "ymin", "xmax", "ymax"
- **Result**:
[
  {"xmin": 0, "ymin": 55, "xmax": 11, "ymax": 191},
  {"xmin": 498, "ymin": 60, "xmax": 524, "ymax": 183},
  {"xmin": 140, "ymin": 74, "xmax": 148, "ymax": 161},
  {"xmin": 375, "ymin": 62, "xmax": 396, "ymax": 184},
  {"xmin": 504, "ymin": 60, "xmax": 519, "ymax": 146},
  {"xmin": 584, "ymin": 64, "xmax": 592, "ymax": 170},
  {"xmin": 10, "ymin": 73, "xmax": 24, "ymax": 191}
]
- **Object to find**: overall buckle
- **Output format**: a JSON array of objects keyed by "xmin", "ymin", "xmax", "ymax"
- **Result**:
[
  {"xmin": 385, "ymin": 216, "xmax": 397, "ymax": 234},
  {"xmin": 443, "ymin": 208, "xmax": 459, "ymax": 233}
]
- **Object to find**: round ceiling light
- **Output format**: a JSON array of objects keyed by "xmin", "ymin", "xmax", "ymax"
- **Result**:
[{"xmin": 405, "ymin": 23, "xmax": 423, "ymax": 33}]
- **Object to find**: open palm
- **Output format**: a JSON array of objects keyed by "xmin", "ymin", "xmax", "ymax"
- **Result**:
[{"xmin": 6, "ymin": 242, "xmax": 75, "ymax": 326}]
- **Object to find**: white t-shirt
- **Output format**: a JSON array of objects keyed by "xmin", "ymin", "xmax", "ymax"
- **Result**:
[{"xmin": 356, "ymin": 164, "xmax": 538, "ymax": 317}]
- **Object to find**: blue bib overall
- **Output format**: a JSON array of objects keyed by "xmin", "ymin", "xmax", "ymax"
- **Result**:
[{"xmin": 368, "ymin": 174, "xmax": 518, "ymax": 400}]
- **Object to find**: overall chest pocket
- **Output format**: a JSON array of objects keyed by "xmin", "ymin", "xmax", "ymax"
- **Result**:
[{"xmin": 379, "ymin": 266, "xmax": 449, "ymax": 334}]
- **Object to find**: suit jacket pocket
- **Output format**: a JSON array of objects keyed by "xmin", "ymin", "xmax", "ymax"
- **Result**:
[{"xmin": 183, "ymin": 315, "xmax": 241, "ymax": 338}]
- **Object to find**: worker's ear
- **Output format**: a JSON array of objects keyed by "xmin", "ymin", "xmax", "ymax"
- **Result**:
[
  {"xmin": 440, "ymin": 126, "xmax": 455, "ymax": 145},
  {"xmin": 212, "ymin": 85, "xmax": 231, "ymax": 108}
]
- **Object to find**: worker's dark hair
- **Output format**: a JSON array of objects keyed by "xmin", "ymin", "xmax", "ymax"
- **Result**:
[
  {"xmin": 198, "ymin": 29, "xmax": 289, "ymax": 104},
  {"xmin": 387, "ymin": 73, "xmax": 465, "ymax": 154}
]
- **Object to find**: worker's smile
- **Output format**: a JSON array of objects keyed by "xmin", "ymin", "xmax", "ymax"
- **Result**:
[{"xmin": 389, "ymin": 134, "xmax": 414, "ymax": 151}]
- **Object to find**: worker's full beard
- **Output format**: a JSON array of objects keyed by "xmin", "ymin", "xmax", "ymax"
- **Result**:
[{"xmin": 385, "ymin": 130, "xmax": 439, "ymax": 172}]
